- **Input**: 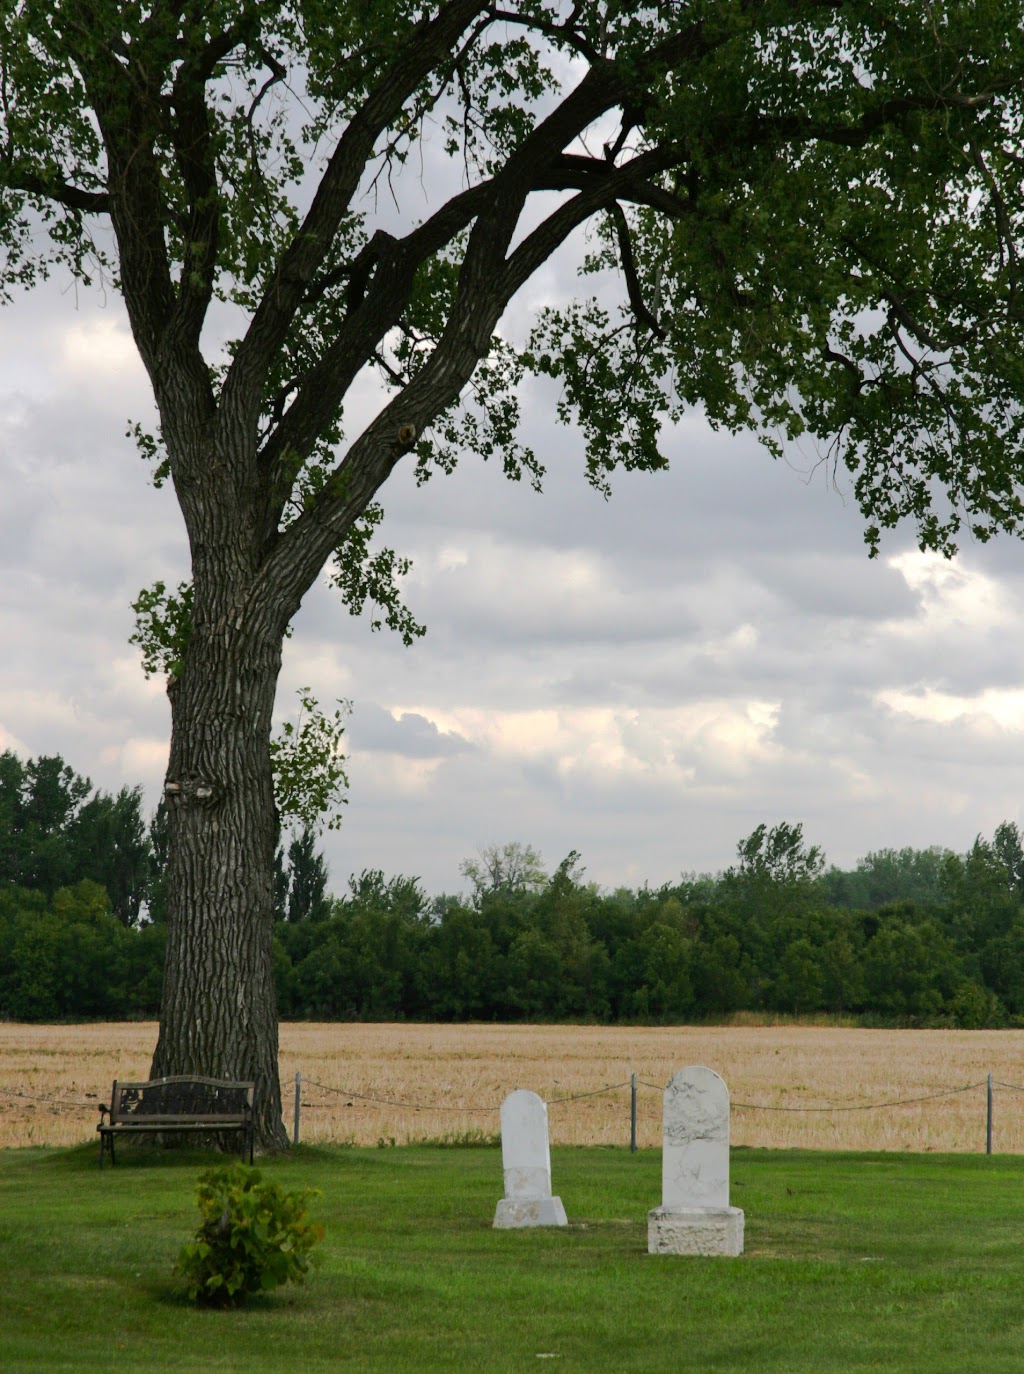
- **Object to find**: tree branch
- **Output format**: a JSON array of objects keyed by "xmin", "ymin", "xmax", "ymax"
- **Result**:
[
  {"xmin": 968, "ymin": 135, "xmax": 1019, "ymax": 306},
  {"xmin": 785, "ymin": 91, "xmax": 1001, "ymax": 150},
  {"xmin": 501, "ymin": 147, "xmax": 688, "ymax": 301},
  {"xmin": 607, "ymin": 201, "xmax": 666, "ymax": 339},
  {"xmin": 162, "ymin": 26, "xmax": 251, "ymax": 351},
  {"xmin": 221, "ymin": 0, "xmax": 489, "ymax": 427},
  {"xmin": 485, "ymin": 3, "xmax": 600, "ymax": 64},
  {"xmin": 256, "ymin": 180, "xmax": 496, "ymax": 521},
  {"xmin": 0, "ymin": 169, "xmax": 109, "ymax": 214}
]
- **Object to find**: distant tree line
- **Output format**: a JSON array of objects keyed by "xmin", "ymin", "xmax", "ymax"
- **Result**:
[{"xmin": 2, "ymin": 749, "xmax": 1023, "ymax": 1028}]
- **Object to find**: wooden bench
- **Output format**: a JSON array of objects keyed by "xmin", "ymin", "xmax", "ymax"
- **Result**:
[{"xmin": 97, "ymin": 1075, "xmax": 255, "ymax": 1167}]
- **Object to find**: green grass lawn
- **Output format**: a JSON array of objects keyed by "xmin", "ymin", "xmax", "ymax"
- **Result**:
[{"xmin": 1, "ymin": 1141, "xmax": 1022, "ymax": 1373}]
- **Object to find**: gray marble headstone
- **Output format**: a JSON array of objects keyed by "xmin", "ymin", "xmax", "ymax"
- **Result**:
[
  {"xmin": 662, "ymin": 1064, "xmax": 731, "ymax": 1208},
  {"xmin": 648, "ymin": 1066, "xmax": 744, "ymax": 1256},
  {"xmin": 493, "ymin": 1089, "xmax": 568, "ymax": 1228}
]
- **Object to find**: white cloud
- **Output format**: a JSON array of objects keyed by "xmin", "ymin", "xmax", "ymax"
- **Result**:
[
  {"xmin": 100, "ymin": 736, "xmax": 170, "ymax": 784},
  {"xmin": 878, "ymin": 687, "xmax": 1024, "ymax": 732},
  {"xmin": 387, "ymin": 698, "xmax": 782, "ymax": 793},
  {"xmin": 60, "ymin": 317, "xmax": 146, "ymax": 382},
  {"xmin": 887, "ymin": 549, "xmax": 1009, "ymax": 635},
  {"xmin": 436, "ymin": 546, "xmax": 469, "ymax": 572}
]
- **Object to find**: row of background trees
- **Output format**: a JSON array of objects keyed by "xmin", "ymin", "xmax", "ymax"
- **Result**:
[{"xmin": 1, "ymin": 749, "xmax": 1022, "ymax": 1028}]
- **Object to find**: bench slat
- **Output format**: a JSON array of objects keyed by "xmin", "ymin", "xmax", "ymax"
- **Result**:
[{"xmin": 105, "ymin": 1117, "xmax": 250, "ymax": 1127}]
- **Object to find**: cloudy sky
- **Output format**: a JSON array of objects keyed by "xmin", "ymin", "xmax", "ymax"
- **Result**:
[{"xmin": 3, "ymin": 69, "xmax": 1024, "ymax": 899}]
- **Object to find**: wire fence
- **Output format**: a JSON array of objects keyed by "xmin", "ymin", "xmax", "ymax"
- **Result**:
[
  {"xmin": 284, "ymin": 1071, "xmax": 1016, "ymax": 1155},
  {"xmin": 2, "ymin": 1072, "xmax": 1022, "ymax": 1154},
  {"xmin": 0, "ymin": 1086, "xmax": 100, "ymax": 1108}
]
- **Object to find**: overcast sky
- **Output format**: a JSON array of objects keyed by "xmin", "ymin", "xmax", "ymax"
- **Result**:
[
  {"xmin": 5, "ymin": 275, "xmax": 1024, "ymax": 900},
  {"xmin": 4, "ymin": 61, "xmax": 1024, "ymax": 899}
]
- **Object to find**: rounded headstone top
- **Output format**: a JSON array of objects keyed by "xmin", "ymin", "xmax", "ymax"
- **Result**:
[
  {"xmin": 502, "ymin": 1088, "xmax": 546, "ymax": 1109},
  {"xmin": 666, "ymin": 1065, "xmax": 728, "ymax": 1098}
]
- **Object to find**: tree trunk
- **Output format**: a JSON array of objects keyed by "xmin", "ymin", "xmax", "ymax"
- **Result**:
[{"xmin": 150, "ymin": 602, "xmax": 290, "ymax": 1153}]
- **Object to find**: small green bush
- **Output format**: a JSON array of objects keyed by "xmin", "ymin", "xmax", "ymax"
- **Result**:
[{"xmin": 174, "ymin": 1163, "xmax": 323, "ymax": 1307}]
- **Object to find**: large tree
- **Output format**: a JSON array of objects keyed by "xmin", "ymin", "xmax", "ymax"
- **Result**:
[{"xmin": 3, "ymin": 1, "xmax": 1023, "ymax": 1147}]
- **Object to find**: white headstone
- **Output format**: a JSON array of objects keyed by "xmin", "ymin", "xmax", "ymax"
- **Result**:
[
  {"xmin": 648, "ymin": 1066, "xmax": 744, "ymax": 1256},
  {"xmin": 662, "ymin": 1064, "xmax": 731, "ymax": 1208},
  {"xmin": 493, "ymin": 1089, "xmax": 568, "ymax": 1228}
]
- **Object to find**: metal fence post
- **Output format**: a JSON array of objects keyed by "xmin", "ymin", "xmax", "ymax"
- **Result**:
[
  {"xmin": 294, "ymin": 1071, "xmax": 301, "ymax": 1147},
  {"xmin": 630, "ymin": 1072, "xmax": 637, "ymax": 1153},
  {"xmin": 987, "ymin": 1073, "xmax": 993, "ymax": 1155}
]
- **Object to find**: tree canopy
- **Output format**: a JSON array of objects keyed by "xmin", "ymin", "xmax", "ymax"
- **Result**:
[
  {"xmin": 3, "ymin": 0, "xmax": 1024, "ymax": 1147},
  {"xmin": 5, "ymin": 3, "xmax": 1024, "ymax": 555}
]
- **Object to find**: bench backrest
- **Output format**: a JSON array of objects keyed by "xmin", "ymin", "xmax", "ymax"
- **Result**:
[{"xmin": 109, "ymin": 1075, "xmax": 255, "ymax": 1125}]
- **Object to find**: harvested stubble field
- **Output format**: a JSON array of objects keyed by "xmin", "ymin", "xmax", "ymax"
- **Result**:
[{"xmin": 2, "ymin": 1019, "xmax": 1023, "ymax": 1153}]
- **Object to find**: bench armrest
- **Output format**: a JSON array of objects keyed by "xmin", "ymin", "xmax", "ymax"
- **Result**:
[{"xmin": 98, "ymin": 1104, "xmax": 110, "ymax": 1123}]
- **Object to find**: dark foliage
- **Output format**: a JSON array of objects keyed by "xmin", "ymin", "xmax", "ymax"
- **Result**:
[
  {"xmin": 1, "ymin": 748, "xmax": 1020, "ymax": 1027},
  {"xmin": 0, "ymin": 750, "xmax": 151, "ymax": 925}
]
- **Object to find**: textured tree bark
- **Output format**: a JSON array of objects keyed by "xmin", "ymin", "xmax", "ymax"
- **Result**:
[{"xmin": 150, "ymin": 583, "xmax": 290, "ymax": 1152}]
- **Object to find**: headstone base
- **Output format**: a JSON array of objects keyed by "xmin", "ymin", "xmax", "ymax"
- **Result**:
[
  {"xmin": 493, "ymin": 1195, "xmax": 568, "ymax": 1229},
  {"xmin": 647, "ymin": 1205, "xmax": 744, "ymax": 1256}
]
